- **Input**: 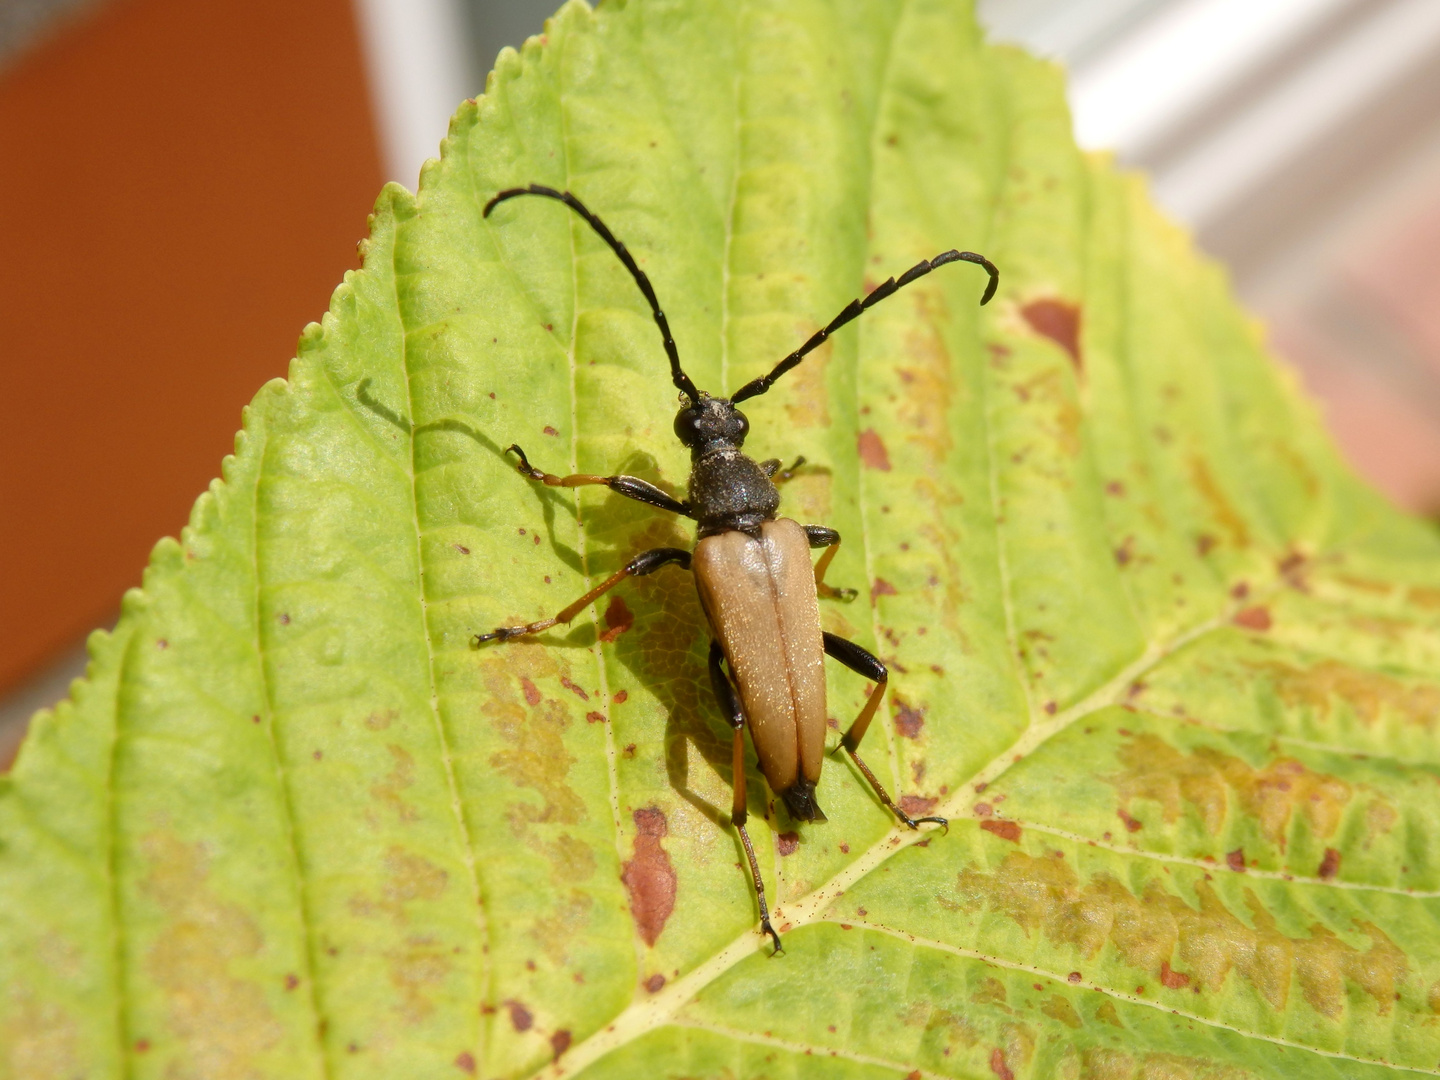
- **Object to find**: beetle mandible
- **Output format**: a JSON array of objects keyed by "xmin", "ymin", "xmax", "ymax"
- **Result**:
[{"xmin": 475, "ymin": 184, "xmax": 998, "ymax": 953}]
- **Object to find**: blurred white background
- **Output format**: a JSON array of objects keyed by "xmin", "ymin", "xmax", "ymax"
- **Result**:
[{"xmin": 4, "ymin": 0, "xmax": 1439, "ymax": 761}]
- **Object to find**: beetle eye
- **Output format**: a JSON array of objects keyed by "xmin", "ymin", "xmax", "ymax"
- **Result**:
[{"xmin": 673, "ymin": 407, "xmax": 702, "ymax": 446}]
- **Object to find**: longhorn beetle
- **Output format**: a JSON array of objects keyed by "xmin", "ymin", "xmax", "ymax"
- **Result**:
[{"xmin": 475, "ymin": 184, "xmax": 997, "ymax": 953}]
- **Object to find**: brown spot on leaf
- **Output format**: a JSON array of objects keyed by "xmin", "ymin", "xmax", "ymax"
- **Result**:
[
  {"xmin": 871, "ymin": 577, "xmax": 897, "ymax": 599},
  {"xmin": 990, "ymin": 1047, "xmax": 1015, "ymax": 1080},
  {"xmin": 1225, "ymin": 848, "xmax": 1246, "ymax": 872},
  {"xmin": 1233, "ymin": 606, "xmax": 1271, "ymax": 631},
  {"xmin": 284, "ymin": 973, "xmax": 299, "ymax": 991},
  {"xmin": 1410, "ymin": 585, "xmax": 1440, "ymax": 610},
  {"xmin": 901, "ymin": 794, "xmax": 940, "ymax": 819},
  {"xmin": 644, "ymin": 973, "xmax": 666, "ymax": 993},
  {"xmin": 1021, "ymin": 298, "xmax": 1081, "ymax": 368},
  {"xmin": 550, "ymin": 1030, "xmax": 571, "ymax": 1059},
  {"xmin": 1041, "ymin": 994, "xmax": 1082, "ymax": 1029},
  {"xmin": 521, "ymin": 678, "xmax": 542, "ymax": 706},
  {"xmin": 972, "ymin": 977, "xmax": 1007, "ymax": 1006},
  {"xmin": 777, "ymin": 832, "xmax": 800, "ymax": 856},
  {"xmin": 543, "ymin": 425, "xmax": 558, "ymax": 436},
  {"xmin": 560, "ymin": 678, "xmax": 589, "ymax": 700},
  {"xmin": 955, "ymin": 849, "xmax": 1407, "ymax": 1017},
  {"xmin": 1253, "ymin": 658, "xmax": 1440, "ymax": 731},
  {"xmin": 613, "ymin": 689, "xmax": 628, "ymax": 704},
  {"xmin": 1011, "ymin": 368, "xmax": 1082, "ymax": 456},
  {"xmin": 505, "ymin": 1001, "xmax": 532, "ymax": 1031},
  {"xmin": 981, "ymin": 819, "xmax": 1021, "ymax": 843},
  {"xmin": 1116, "ymin": 808, "xmax": 1143, "ymax": 833},
  {"xmin": 481, "ymin": 651, "xmax": 587, "ymax": 829},
  {"xmin": 1083, "ymin": 1048, "xmax": 1245, "ymax": 1078},
  {"xmin": 585, "ymin": 711, "xmax": 605, "ymax": 724},
  {"xmin": 1108, "ymin": 733, "xmax": 1353, "ymax": 848},
  {"xmin": 455, "ymin": 1051, "xmax": 476, "ymax": 1074},
  {"xmin": 600, "ymin": 596, "xmax": 633, "ymax": 642},
  {"xmin": 364, "ymin": 709, "xmax": 397, "ymax": 731},
  {"xmin": 1189, "ymin": 457, "xmax": 1249, "ymax": 548},
  {"xmin": 138, "ymin": 831, "xmax": 284, "ymax": 1070},
  {"xmin": 1159, "ymin": 960, "xmax": 1190, "ymax": 989},
  {"xmin": 622, "ymin": 807, "xmax": 676, "ymax": 947},
  {"xmin": 892, "ymin": 697, "xmax": 924, "ymax": 738},
  {"xmin": 371, "ymin": 744, "xmax": 419, "ymax": 824},
  {"xmin": 857, "ymin": 428, "xmax": 892, "ymax": 471},
  {"xmin": 1318, "ymin": 848, "xmax": 1341, "ymax": 880},
  {"xmin": 1067, "ymin": 971, "xmax": 1082, "ymax": 983}
]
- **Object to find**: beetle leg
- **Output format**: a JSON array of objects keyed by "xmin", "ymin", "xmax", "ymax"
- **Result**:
[
  {"xmin": 801, "ymin": 525, "xmax": 858, "ymax": 601},
  {"xmin": 473, "ymin": 547, "xmax": 691, "ymax": 645},
  {"xmin": 709, "ymin": 641, "xmax": 784, "ymax": 956},
  {"xmin": 507, "ymin": 444, "xmax": 692, "ymax": 517},
  {"xmin": 759, "ymin": 456, "xmax": 807, "ymax": 484},
  {"xmin": 822, "ymin": 632, "xmax": 948, "ymax": 832}
]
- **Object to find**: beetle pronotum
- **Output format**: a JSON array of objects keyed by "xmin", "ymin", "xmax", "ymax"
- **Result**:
[{"xmin": 475, "ymin": 184, "xmax": 997, "ymax": 952}]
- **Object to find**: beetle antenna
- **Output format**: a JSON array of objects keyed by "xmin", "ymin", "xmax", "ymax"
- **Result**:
[
  {"xmin": 730, "ymin": 250, "xmax": 998, "ymax": 404},
  {"xmin": 484, "ymin": 184, "xmax": 701, "ymax": 404}
]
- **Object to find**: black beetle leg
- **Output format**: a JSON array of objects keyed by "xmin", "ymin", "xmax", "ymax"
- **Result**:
[
  {"xmin": 822, "ymin": 632, "xmax": 948, "ymax": 832},
  {"xmin": 709, "ymin": 641, "xmax": 784, "ymax": 956}
]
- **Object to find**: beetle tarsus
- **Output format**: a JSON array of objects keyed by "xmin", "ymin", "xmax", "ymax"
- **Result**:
[
  {"xmin": 898, "ymin": 813, "xmax": 949, "ymax": 832},
  {"xmin": 762, "ymin": 920, "xmax": 784, "ymax": 957},
  {"xmin": 472, "ymin": 625, "xmax": 524, "ymax": 646},
  {"xmin": 507, "ymin": 443, "xmax": 541, "ymax": 478}
]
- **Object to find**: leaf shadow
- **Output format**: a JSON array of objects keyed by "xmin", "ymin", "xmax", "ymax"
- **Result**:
[
  {"xmin": 354, "ymin": 377, "xmax": 586, "ymax": 574},
  {"xmin": 602, "ymin": 513, "xmax": 771, "ymax": 834}
]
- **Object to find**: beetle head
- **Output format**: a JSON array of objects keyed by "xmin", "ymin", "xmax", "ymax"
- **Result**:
[{"xmin": 674, "ymin": 393, "xmax": 749, "ymax": 455}]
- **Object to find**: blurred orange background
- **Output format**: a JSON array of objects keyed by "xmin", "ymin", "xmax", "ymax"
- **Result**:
[{"xmin": 0, "ymin": 0, "xmax": 382, "ymax": 696}]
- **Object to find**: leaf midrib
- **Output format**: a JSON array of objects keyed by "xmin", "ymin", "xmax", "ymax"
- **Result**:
[{"xmin": 394, "ymin": 200, "xmax": 489, "ymax": 1072}]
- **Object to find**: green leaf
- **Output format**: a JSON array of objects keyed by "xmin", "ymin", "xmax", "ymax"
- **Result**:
[{"xmin": 5, "ymin": 0, "xmax": 1440, "ymax": 1076}]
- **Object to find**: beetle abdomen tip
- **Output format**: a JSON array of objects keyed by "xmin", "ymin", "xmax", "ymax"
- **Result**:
[{"xmin": 780, "ymin": 780, "xmax": 826, "ymax": 822}]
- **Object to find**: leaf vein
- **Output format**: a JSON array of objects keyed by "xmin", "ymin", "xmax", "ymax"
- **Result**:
[
  {"xmin": 830, "ymin": 918, "xmax": 1440, "ymax": 1076},
  {"xmin": 250, "ymin": 435, "xmax": 332, "ymax": 1076},
  {"xmin": 392, "ymin": 212, "xmax": 488, "ymax": 1071}
]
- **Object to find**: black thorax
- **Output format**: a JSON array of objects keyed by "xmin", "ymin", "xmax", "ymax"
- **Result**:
[{"xmin": 674, "ymin": 393, "xmax": 778, "ymax": 539}]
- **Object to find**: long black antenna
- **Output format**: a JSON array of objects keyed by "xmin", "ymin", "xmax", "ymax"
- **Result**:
[
  {"xmin": 730, "ymin": 249, "xmax": 998, "ymax": 404},
  {"xmin": 484, "ymin": 184, "xmax": 701, "ymax": 405}
]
